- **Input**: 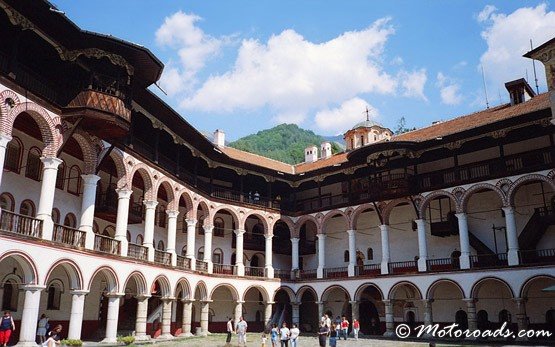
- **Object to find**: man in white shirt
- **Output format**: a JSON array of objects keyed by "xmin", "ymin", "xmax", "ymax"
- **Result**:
[
  {"xmin": 226, "ymin": 318, "xmax": 233, "ymax": 345},
  {"xmin": 289, "ymin": 323, "xmax": 300, "ymax": 347},
  {"xmin": 236, "ymin": 316, "xmax": 248, "ymax": 346},
  {"xmin": 325, "ymin": 314, "xmax": 331, "ymax": 329},
  {"xmin": 279, "ymin": 322, "xmax": 290, "ymax": 347}
]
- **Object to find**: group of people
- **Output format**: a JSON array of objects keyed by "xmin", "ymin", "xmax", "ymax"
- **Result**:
[
  {"xmin": 318, "ymin": 315, "xmax": 360, "ymax": 347},
  {"xmin": 36, "ymin": 314, "xmax": 63, "ymax": 346},
  {"xmin": 226, "ymin": 316, "xmax": 249, "ymax": 346},
  {"xmin": 268, "ymin": 322, "xmax": 300, "ymax": 347}
]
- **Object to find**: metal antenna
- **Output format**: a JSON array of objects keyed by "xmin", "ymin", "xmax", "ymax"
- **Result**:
[
  {"xmin": 481, "ymin": 65, "xmax": 489, "ymax": 109},
  {"xmin": 530, "ymin": 39, "xmax": 540, "ymax": 94},
  {"xmin": 365, "ymin": 107, "xmax": 370, "ymax": 121}
]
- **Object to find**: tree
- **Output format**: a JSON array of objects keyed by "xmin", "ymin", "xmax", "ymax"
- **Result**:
[{"xmin": 394, "ymin": 117, "xmax": 415, "ymax": 135}]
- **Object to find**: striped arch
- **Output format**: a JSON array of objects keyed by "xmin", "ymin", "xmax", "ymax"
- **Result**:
[
  {"xmin": 195, "ymin": 199, "xmax": 212, "ymax": 225},
  {"xmin": 4, "ymin": 102, "xmax": 62, "ymax": 157},
  {"xmin": 275, "ymin": 217, "xmax": 295, "ymax": 237},
  {"xmin": 354, "ymin": 283, "xmax": 385, "ymax": 301},
  {"xmin": 44, "ymin": 258, "xmax": 84, "ymax": 291},
  {"xmin": 88, "ymin": 266, "xmax": 119, "ymax": 293},
  {"xmin": 470, "ymin": 276, "xmax": 515, "ymax": 299},
  {"xmin": 97, "ymin": 146, "xmax": 128, "ymax": 188},
  {"xmin": 294, "ymin": 214, "xmax": 320, "ymax": 238},
  {"xmin": 174, "ymin": 277, "xmax": 192, "ymax": 300},
  {"xmin": 122, "ymin": 271, "xmax": 148, "ymax": 296},
  {"xmin": 0, "ymin": 89, "xmax": 20, "ymax": 118},
  {"xmin": 242, "ymin": 285, "xmax": 270, "ymax": 303},
  {"xmin": 382, "ymin": 198, "xmax": 413, "ymax": 225},
  {"xmin": 176, "ymin": 188, "xmax": 195, "ymax": 218},
  {"xmin": 155, "ymin": 178, "xmax": 176, "ymax": 209},
  {"xmin": 425, "ymin": 278, "xmax": 465, "ymax": 300},
  {"xmin": 193, "ymin": 281, "xmax": 208, "ymax": 301},
  {"xmin": 151, "ymin": 275, "xmax": 172, "ymax": 298},
  {"xmin": 418, "ymin": 190, "xmax": 460, "ymax": 219},
  {"xmin": 519, "ymin": 274, "xmax": 555, "ymax": 298},
  {"xmin": 242, "ymin": 211, "xmax": 269, "ymax": 235},
  {"xmin": 0, "ymin": 250, "xmax": 39, "ymax": 285},
  {"xmin": 460, "ymin": 183, "xmax": 506, "ymax": 212},
  {"xmin": 273, "ymin": 286, "xmax": 296, "ymax": 303},
  {"xmin": 507, "ymin": 174, "xmax": 555, "ymax": 206},
  {"xmin": 351, "ymin": 203, "xmax": 376, "ymax": 229},
  {"xmin": 296, "ymin": 285, "xmax": 319, "ymax": 303},
  {"xmin": 321, "ymin": 284, "xmax": 352, "ymax": 302},
  {"xmin": 129, "ymin": 163, "xmax": 154, "ymax": 200},
  {"xmin": 70, "ymin": 130, "xmax": 99, "ymax": 174},
  {"xmin": 209, "ymin": 283, "xmax": 239, "ymax": 301},
  {"xmin": 321, "ymin": 210, "xmax": 350, "ymax": 233},
  {"xmin": 388, "ymin": 281, "xmax": 423, "ymax": 300}
]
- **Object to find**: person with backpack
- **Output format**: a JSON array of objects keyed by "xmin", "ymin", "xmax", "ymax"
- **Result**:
[
  {"xmin": 37, "ymin": 314, "xmax": 50, "ymax": 344},
  {"xmin": 0, "ymin": 311, "xmax": 15, "ymax": 347}
]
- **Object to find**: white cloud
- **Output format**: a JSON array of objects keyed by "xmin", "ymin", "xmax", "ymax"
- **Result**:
[
  {"xmin": 314, "ymin": 97, "xmax": 378, "ymax": 133},
  {"xmin": 180, "ymin": 18, "xmax": 398, "ymax": 123},
  {"xmin": 479, "ymin": 4, "xmax": 555, "ymax": 93},
  {"xmin": 390, "ymin": 56, "xmax": 404, "ymax": 65},
  {"xmin": 437, "ymin": 72, "xmax": 463, "ymax": 105},
  {"xmin": 398, "ymin": 69, "xmax": 428, "ymax": 101},
  {"xmin": 477, "ymin": 5, "xmax": 497, "ymax": 22}
]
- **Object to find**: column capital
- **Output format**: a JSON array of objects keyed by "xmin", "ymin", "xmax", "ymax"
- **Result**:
[
  {"xmin": 200, "ymin": 300, "xmax": 213, "ymax": 304},
  {"xmin": 349, "ymin": 300, "xmax": 359, "ymax": 305},
  {"xmin": 234, "ymin": 228, "xmax": 246, "ymax": 235},
  {"xmin": 236, "ymin": 300, "xmax": 245, "ymax": 304},
  {"xmin": 0, "ymin": 133, "xmax": 12, "ymax": 147},
  {"xmin": 463, "ymin": 298, "xmax": 476, "ymax": 304},
  {"xmin": 265, "ymin": 234, "xmax": 273, "ymax": 240},
  {"xmin": 23, "ymin": 284, "xmax": 46, "ymax": 292},
  {"xmin": 379, "ymin": 224, "xmax": 390, "ymax": 230},
  {"xmin": 81, "ymin": 174, "xmax": 101, "ymax": 185},
  {"xmin": 203, "ymin": 225, "xmax": 214, "ymax": 234},
  {"xmin": 266, "ymin": 301, "xmax": 275, "ymax": 305},
  {"xmin": 455, "ymin": 212, "xmax": 467, "ymax": 218},
  {"xmin": 317, "ymin": 233, "xmax": 326, "ymax": 239},
  {"xmin": 346, "ymin": 229, "xmax": 356, "ymax": 235},
  {"xmin": 421, "ymin": 298, "xmax": 434, "ymax": 305},
  {"xmin": 40, "ymin": 156, "xmax": 63, "ymax": 169},
  {"xmin": 70, "ymin": 290, "xmax": 90, "ymax": 296},
  {"xmin": 166, "ymin": 210, "xmax": 180, "ymax": 218},
  {"xmin": 144, "ymin": 200, "xmax": 158, "ymax": 208},
  {"xmin": 105, "ymin": 292, "xmax": 125, "ymax": 298},
  {"xmin": 161, "ymin": 296, "xmax": 176, "ymax": 302},
  {"xmin": 186, "ymin": 218, "xmax": 197, "ymax": 227},
  {"xmin": 181, "ymin": 298, "xmax": 194, "ymax": 304},
  {"xmin": 513, "ymin": 297, "xmax": 527, "ymax": 305},
  {"xmin": 502, "ymin": 206, "xmax": 515, "ymax": 213},
  {"xmin": 415, "ymin": 218, "xmax": 426, "ymax": 224},
  {"xmin": 135, "ymin": 294, "xmax": 152, "ymax": 301},
  {"xmin": 382, "ymin": 299, "xmax": 394, "ymax": 305},
  {"xmin": 116, "ymin": 188, "xmax": 133, "ymax": 198},
  {"xmin": 290, "ymin": 237, "xmax": 300, "ymax": 242}
]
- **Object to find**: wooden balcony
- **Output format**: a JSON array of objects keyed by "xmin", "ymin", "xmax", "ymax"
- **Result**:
[
  {"xmin": 52, "ymin": 224, "xmax": 85, "ymax": 248},
  {"xmin": 94, "ymin": 234, "xmax": 120, "ymax": 255},
  {"xmin": 518, "ymin": 248, "xmax": 555, "ymax": 265},
  {"xmin": 355, "ymin": 264, "xmax": 381, "ymax": 277},
  {"xmin": 196, "ymin": 260, "xmax": 208, "ymax": 272},
  {"xmin": 95, "ymin": 187, "xmax": 143, "ymax": 224},
  {"xmin": 176, "ymin": 255, "xmax": 191, "ymax": 270},
  {"xmin": 154, "ymin": 250, "xmax": 172, "ymax": 266},
  {"xmin": 388, "ymin": 260, "xmax": 418, "ymax": 275},
  {"xmin": 128, "ymin": 243, "xmax": 148, "ymax": 261},
  {"xmin": 426, "ymin": 257, "xmax": 460, "ymax": 272},
  {"xmin": 213, "ymin": 264, "xmax": 235, "ymax": 275},
  {"xmin": 470, "ymin": 253, "xmax": 508, "ymax": 269},
  {"xmin": 244, "ymin": 266, "xmax": 265, "ymax": 277},
  {"xmin": 323, "ymin": 266, "xmax": 348, "ymax": 279},
  {"xmin": 0, "ymin": 210, "xmax": 42, "ymax": 238}
]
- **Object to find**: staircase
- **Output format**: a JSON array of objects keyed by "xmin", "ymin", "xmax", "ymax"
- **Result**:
[
  {"xmin": 265, "ymin": 304, "xmax": 289, "ymax": 331},
  {"xmin": 518, "ymin": 206, "xmax": 555, "ymax": 250},
  {"xmin": 147, "ymin": 303, "xmax": 163, "ymax": 324},
  {"xmin": 468, "ymin": 231, "xmax": 495, "ymax": 255}
]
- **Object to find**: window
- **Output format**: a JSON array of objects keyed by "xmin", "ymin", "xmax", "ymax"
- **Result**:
[
  {"xmin": 4, "ymin": 137, "xmax": 22, "ymax": 173},
  {"xmin": 344, "ymin": 250, "xmax": 349, "ymax": 262},
  {"xmin": 156, "ymin": 204, "xmax": 167, "ymax": 228},
  {"xmin": 0, "ymin": 193, "xmax": 15, "ymax": 211},
  {"xmin": 1, "ymin": 279, "xmax": 18, "ymax": 311},
  {"xmin": 25, "ymin": 147, "xmax": 42, "ymax": 180},
  {"xmin": 499, "ymin": 309, "xmax": 511, "ymax": 323},
  {"xmin": 197, "ymin": 216, "xmax": 205, "ymax": 235},
  {"xmin": 367, "ymin": 248, "xmax": 374, "ymax": 260},
  {"xmin": 157, "ymin": 240, "xmax": 165, "ymax": 250},
  {"xmin": 136, "ymin": 234, "xmax": 144, "ymax": 244},
  {"xmin": 63, "ymin": 213, "xmax": 77, "ymax": 228},
  {"xmin": 46, "ymin": 281, "xmax": 63, "ymax": 310},
  {"xmin": 360, "ymin": 135, "xmax": 364, "ymax": 146},
  {"xmin": 197, "ymin": 246, "xmax": 204, "ymax": 260},
  {"xmin": 214, "ymin": 217, "xmax": 225, "ymax": 237},
  {"xmin": 19, "ymin": 199, "xmax": 35, "ymax": 216},
  {"xmin": 212, "ymin": 248, "xmax": 223, "ymax": 264},
  {"xmin": 67, "ymin": 166, "xmax": 82, "ymax": 195},
  {"xmin": 55, "ymin": 162, "xmax": 66, "ymax": 190},
  {"xmin": 51, "ymin": 208, "xmax": 60, "ymax": 224}
]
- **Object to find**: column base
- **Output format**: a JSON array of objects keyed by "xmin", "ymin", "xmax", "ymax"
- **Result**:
[
  {"xmin": 157, "ymin": 333, "xmax": 175, "ymax": 340},
  {"xmin": 134, "ymin": 334, "xmax": 151, "ymax": 341},
  {"xmin": 236, "ymin": 264, "xmax": 245, "ymax": 276},
  {"xmin": 206, "ymin": 261, "xmax": 213, "ymax": 273},
  {"xmin": 348, "ymin": 264, "xmax": 355, "ymax": 277},
  {"xmin": 15, "ymin": 343, "xmax": 44, "ymax": 347},
  {"xmin": 380, "ymin": 261, "xmax": 389, "ymax": 275},
  {"xmin": 508, "ymin": 249, "xmax": 519, "ymax": 266},
  {"xmin": 417, "ymin": 257, "xmax": 427, "ymax": 272},
  {"xmin": 178, "ymin": 332, "xmax": 194, "ymax": 338},
  {"xmin": 100, "ymin": 337, "xmax": 118, "ymax": 344},
  {"xmin": 317, "ymin": 267, "xmax": 324, "ymax": 279},
  {"xmin": 459, "ymin": 253, "xmax": 471, "ymax": 269},
  {"xmin": 265, "ymin": 266, "xmax": 274, "ymax": 278}
]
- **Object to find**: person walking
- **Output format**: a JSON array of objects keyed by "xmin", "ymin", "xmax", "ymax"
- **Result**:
[
  {"xmin": 324, "ymin": 314, "xmax": 331, "ymax": 329},
  {"xmin": 236, "ymin": 316, "xmax": 248, "ymax": 346},
  {"xmin": 352, "ymin": 319, "xmax": 360, "ymax": 340},
  {"xmin": 317, "ymin": 322, "xmax": 329, "ymax": 347},
  {"xmin": 289, "ymin": 323, "xmax": 300, "ymax": 347},
  {"xmin": 279, "ymin": 322, "xmax": 290, "ymax": 347},
  {"xmin": 43, "ymin": 324, "xmax": 62, "ymax": 347},
  {"xmin": 226, "ymin": 317, "xmax": 234, "ymax": 344},
  {"xmin": 329, "ymin": 323, "xmax": 338, "ymax": 347},
  {"xmin": 334, "ymin": 317, "xmax": 341, "ymax": 340},
  {"xmin": 270, "ymin": 323, "xmax": 279, "ymax": 347},
  {"xmin": 0, "ymin": 311, "xmax": 15, "ymax": 347},
  {"xmin": 340, "ymin": 316, "xmax": 349, "ymax": 340},
  {"xmin": 37, "ymin": 314, "xmax": 49, "ymax": 344}
]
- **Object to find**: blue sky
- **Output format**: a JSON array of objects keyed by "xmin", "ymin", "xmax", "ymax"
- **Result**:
[{"xmin": 55, "ymin": 1, "xmax": 555, "ymax": 140}]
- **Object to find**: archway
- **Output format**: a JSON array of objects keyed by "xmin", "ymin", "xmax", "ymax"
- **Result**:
[
  {"xmin": 84, "ymin": 267, "xmax": 118, "ymax": 341},
  {"xmin": 388, "ymin": 282, "xmax": 423, "ymax": 333},
  {"xmin": 209, "ymin": 284, "xmax": 238, "ymax": 333},
  {"xmin": 472, "ymin": 278, "xmax": 516, "ymax": 331},
  {"xmin": 427, "ymin": 280, "xmax": 465, "ymax": 328},
  {"xmin": 520, "ymin": 275, "xmax": 555, "ymax": 337},
  {"xmin": 243, "ymin": 286, "xmax": 268, "ymax": 332},
  {"xmin": 273, "ymin": 288, "xmax": 293, "ymax": 329},
  {"xmin": 297, "ymin": 287, "xmax": 318, "ymax": 333},
  {"xmin": 356, "ymin": 284, "xmax": 384, "ymax": 335},
  {"xmin": 273, "ymin": 220, "xmax": 292, "ymax": 274},
  {"xmin": 321, "ymin": 212, "xmax": 349, "ymax": 277},
  {"xmin": 321, "ymin": 285, "xmax": 351, "ymax": 324},
  {"xmin": 147, "ymin": 276, "xmax": 171, "ymax": 338}
]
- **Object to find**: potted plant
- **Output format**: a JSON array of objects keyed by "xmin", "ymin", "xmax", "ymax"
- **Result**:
[
  {"xmin": 117, "ymin": 335, "xmax": 135, "ymax": 345},
  {"xmin": 61, "ymin": 339, "xmax": 83, "ymax": 347}
]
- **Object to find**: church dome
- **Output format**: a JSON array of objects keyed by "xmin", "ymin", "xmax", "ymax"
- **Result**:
[{"xmin": 351, "ymin": 119, "xmax": 383, "ymax": 130}]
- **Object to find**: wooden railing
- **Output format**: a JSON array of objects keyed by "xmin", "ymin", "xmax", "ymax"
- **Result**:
[
  {"xmin": 94, "ymin": 234, "xmax": 120, "ymax": 255},
  {"xmin": 213, "ymin": 264, "xmax": 235, "ymax": 275},
  {"xmin": 355, "ymin": 263, "xmax": 381, "ymax": 277},
  {"xmin": 470, "ymin": 253, "xmax": 508, "ymax": 269},
  {"xmin": 127, "ymin": 243, "xmax": 148, "ymax": 261},
  {"xmin": 196, "ymin": 260, "xmax": 208, "ymax": 272},
  {"xmin": 245, "ymin": 266, "xmax": 265, "ymax": 277},
  {"xmin": 176, "ymin": 255, "xmax": 191, "ymax": 270},
  {"xmin": 53, "ymin": 224, "xmax": 85, "ymax": 248},
  {"xmin": 323, "ymin": 266, "xmax": 348, "ymax": 279},
  {"xmin": 298, "ymin": 269, "xmax": 317, "ymax": 280},
  {"xmin": 274, "ymin": 269, "xmax": 291, "ymax": 280},
  {"xmin": 0, "ymin": 210, "xmax": 42, "ymax": 238},
  {"xmin": 388, "ymin": 260, "xmax": 418, "ymax": 274},
  {"xmin": 154, "ymin": 250, "xmax": 172, "ymax": 266},
  {"xmin": 426, "ymin": 257, "xmax": 460, "ymax": 272},
  {"xmin": 518, "ymin": 248, "xmax": 555, "ymax": 265}
]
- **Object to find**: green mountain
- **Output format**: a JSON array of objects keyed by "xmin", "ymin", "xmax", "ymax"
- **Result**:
[{"xmin": 228, "ymin": 124, "xmax": 343, "ymax": 165}]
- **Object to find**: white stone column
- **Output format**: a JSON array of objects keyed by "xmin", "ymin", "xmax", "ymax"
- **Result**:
[
  {"xmin": 102, "ymin": 293, "xmax": 123, "ymax": 343},
  {"xmin": 179, "ymin": 299, "xmax": 193, "ymax": 337},
  {"xmin": 503, "ymin": 206, "xmax": 520, "ymax": 265},
  {"xmin": 415, "ymin": 219, "xmax": 428, "ymax": 271},
  {"xmin": 67, "ymin": 290, "xmax": 89, "ymax": 340},
  {"xmin": 0, "ymin": 134, "xmax": 12, "ymax": 187},
  {"xmin": 292, "ymin": 302, "xmax": 300, "ymax": 326},
  {"xmin": 455, "ymin": 213, "xmax": 471, "ymax": 269},
  {"xmin": 383, "ymin": 299, "xmax": 395, "ymax": 337},
  {"xmin": 317, "ymin": 301, "xmax": 324, "ymax": 320},
  {"xmin": 158, "ymin": 297, "xmax": 174, "ymax": 339},
  {"xmin": 135, "ymin": 295, "xmax": 151, "ymax": 341},
  {"xmin": 114, "ymin": 188, "xmax": 132, "ymax": 256},
  {"xmin": 317, "ymin": 233, "xmax": 326, "ymax": 278},
  {"xmin": 291, "ymin": 237, "xmax": 300, "ymax": 270},
  {"xmin": 234, "ymin": 301, "xmax": 244, "ymax": 328},
  {"xmin": 514, "ymin": 298, "xmax": 528, "ymax": 341},
  {"xmin": 422, "ymin": 299, "xmax": 433, "ymax": 337},
  {"xmin": 265, "ymin": 234, "xmax": 274, "ymax": 278},
  {"xmin": 143, "ymin": 200, "xmax": 158, "ymax": 262},
  {"xmin": 79, "ymin": 174, "xmax": 100, "ymax": 249},
  {"xmin": 347, "ymin": 230, "xmax": 356, "ymax": 277},
  {"xmin": 380, "ymin": 224, "xmax": 391, "ymax": 274},
  {"xmin": 185, "ymin": 219, "xmax": 197, "ymax": 270},
  {"xmin": 235, "ymin": 229, "xmax": 245, "ymax": 276},
  {"xmin": 36, "ymin": 157, "xmax": 63, "ymax": 241},
  {"xmin": 203, "ymin": 225, "xmax": 214, "ymax": 273},
  {"xmin": 464, "ymin": 299, "xmax": 477, "ymax": 333},
  {"xmin": 17, "ymin": 285, "xmax": 45, "ymax": 346},
  {"xmin": 166, "ymin": 210, "xmax": 179, "ymax": 267},
  {"xmin": 200, "ymin": 300, "xmax": 212, "ymax": 335},
  {"xmin": 264, "ymin": 301, "xmax": 274, "ymax": 326}
]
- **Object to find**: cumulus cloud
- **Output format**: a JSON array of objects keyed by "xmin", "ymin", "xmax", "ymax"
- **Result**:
[
  {"xmin": 437, "ymin": 72, "xmax": 463, "ymax": 105},
  {"xmin": 398, "ymin": 69, "xmax": 428, "ymax": 101},
  {"xmin": 314, "ymin": 97, "xmax": 378, "ymax": 133},
  {"xmin": 478, "ymin": 3, "xmax": 555, "ymax": 92}
]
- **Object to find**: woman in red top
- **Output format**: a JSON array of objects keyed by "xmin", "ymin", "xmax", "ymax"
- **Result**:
[
  {"xmin": 352, "ymin": 319, "xmax": 360, "ymax": 341},
  {"xmin": 340, "ymin": 316, "xmax": 349, "ymax": 340}
]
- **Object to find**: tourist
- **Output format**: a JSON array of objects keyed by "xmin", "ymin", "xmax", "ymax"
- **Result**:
[
  {"xmin": 317, "ymin": 322, "xmax": 329, "ymax": 347},
  {"xmin": 329, "ymin": 323, "xmax": 338, "ymax": 347},
  {"xmin": 261, "ymin": 331, "xmax": 267, "ymax": 346},
  {"xmin": 352, "ymin": 319, "xmax": 360, "ymax": 340},
  {"xmin": 254, "ymin": 191, "xmax": 260, "ymax": 201},
  {"xmin": 324, "ymin": 314, "xmax": 331, "ymax": 329},
  {"xmin": 340, "ymin": 316, "xmax": 349, "ymax": 340},
  {"xmin": 43, "ymin": 324, "xmax": 62, "ymax": 347},
  {"xmin": 279, "ymin": 322, "xmax": 290, "ymax": 347},
  {"xmin": 226, "ymin": 317, "xmax": 233, "ymax": 344},
  {"xmin": 37, "ymin": 314, "xmax": 50, "ymax": 344},
  {"xmin": 334, "ymin": 316, "xmax": 341, "ymax": 338},
  {"xmin": 289, "ymin": 323, "xmax": 300, "ymax": 347},
  {"xmin": 270, "ymin": 323, "xmax": 279, "ymax": 346},
  {"xmin": 236, "ymin": 316, "xmax": 248, "ymax": 346},
  {"xmin": 0, "ymin": 311, "xmax": 15, "ymax": 347}
]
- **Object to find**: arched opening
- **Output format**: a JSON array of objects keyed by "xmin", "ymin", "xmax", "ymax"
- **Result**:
[
  {"xmin": 389, "ymin": 282, "xmax": 423, "ymax": 334},
  {"xmin": 209, "ymin": 285, "xmax": 238, "ymax": 333},
  {"xmin": 472, "ymin": 278, "xmax": 516, "ymax": 331},
  {"xmin": 192, "ymin": 282, "xmax": 208, "ymax": 332},
  {"xmin": 428, "ymin": 280, "xmax": 465, "ymax": 329},
  {"xmin": 244, "ymin": 214, "xmax": 265, "ymax": 272},
  {"xmin": 243, "ymin": 287, "xmax": 267, "ymax": 332},
  {"xmin": 321, "ymin": 286, "xmax": 351, "ymax": 327},
  {"xmin": 4, "ymin": 136, "xmax": 23, "ymax": 173},
  {"xmin": 147, "ymin": 277, "xmax": 170, "ymax": 338},
  {"xmin": 357, "ymin": 284, "xmax": 383, "ymax": 335},
  {"xmin": 520, "ymin": 276, "xmax": 555, "ymax": 337},
  {"xmin": 321, "ymin": 213, "xmax": 349, "ymax": 277},
  {"xmin": 352, "ymin": 207, "xmax": 383, "ymax": 273},
  {"xmin": 83, "ymin": 267, "xmax": 118, "ymax": 341},
  {"xmin": 455, "ymin": 310, "xmax": 468, "ymax": 330},
  {"xmin": 273, "ymin": 288, "xmax": 293, "ymax": 330},
  {"xmin": 298, "ymin": 220, "xmax": 317, "ymax": 271},
  {"xmin": 0, "ymin": 192, "xmax": 15, "ymax": 212},
  {"xmin": 298, "ymin": 287, "xmax": 318, "ymax": 333},
  {"xmin": 272, "ymin": 220, "xmax": 292, "ymax": 273},
  {"xmin": 119, "ymin": 273, "xmax": 146, "ymax": 335}
]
